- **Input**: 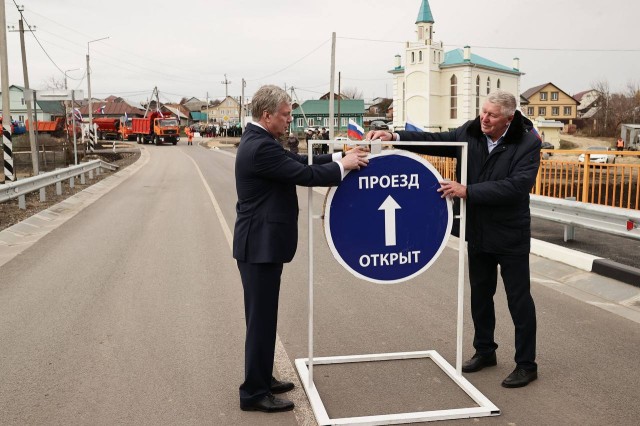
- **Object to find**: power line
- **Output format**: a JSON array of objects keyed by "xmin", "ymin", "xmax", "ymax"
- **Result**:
[
  {"xmin": 246, "ymin": 38, "xmax": 330, "ymax": 82},
  {"xmin": 12, "ymin": 1, "xmax": 66, "ymax": 75},
  {"xmin": 27, "ymin": 9, "xmax": 228, "ymax": 80},
  {"xmin": 337, "ymin": 36, "xmax": 640, "ymax": 53}
]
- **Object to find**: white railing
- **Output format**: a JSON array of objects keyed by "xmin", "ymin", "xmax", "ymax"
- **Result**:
[
  {"xmin": 0, "ymin": 160, "xmax": 118, "ymax": 209},
  {"xmin": 530, "ymin": 194, "xmax": 640, "ymax": 241}
]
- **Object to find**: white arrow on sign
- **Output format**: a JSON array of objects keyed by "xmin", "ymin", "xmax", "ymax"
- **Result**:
[{"xmin": 378, "ymin": 195, "xmax": 401, "ymax": 246}]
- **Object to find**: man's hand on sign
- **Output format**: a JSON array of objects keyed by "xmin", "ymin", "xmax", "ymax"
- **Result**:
[
  {"xmin": 344, "ymin": 145, "xmax": 370, "ymax": 154},
  {"xmin": 365, "ymin": 130, "xmax": 394, "ymax": 141},
  {"xmin": 341, "ymin": 148, "xmax": 369, "ymax": 171},
  {"xmin": 437, "ymin": 180, "xmax": 467, "ymax": 199}
]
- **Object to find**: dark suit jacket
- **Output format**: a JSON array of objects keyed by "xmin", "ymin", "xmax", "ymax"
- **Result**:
[{"xmin": 233, "ymin": 123, "xmax": 342, "ymax": 263}]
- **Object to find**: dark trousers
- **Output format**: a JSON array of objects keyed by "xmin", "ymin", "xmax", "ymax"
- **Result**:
[
  {"xmin": 236, "ymin": 261, "xmax": 283, "ymax": 404},
  {"xmin": 467, "ymin": 251, "xmax": 537, "ymax": 371}
]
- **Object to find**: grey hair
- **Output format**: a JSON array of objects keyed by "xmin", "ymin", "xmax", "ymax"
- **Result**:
[
  {"xmin": 486, "ymin": 90, "xmax": 517, "ymax": 117},
  {"xmin": 251, "ymin": 85, "xmax": 291, "ymax": 121}
]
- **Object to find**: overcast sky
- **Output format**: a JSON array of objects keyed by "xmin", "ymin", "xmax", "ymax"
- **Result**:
[{"xmin": 3, "ymin": 0, "xmax": 639, "ymax": 105}]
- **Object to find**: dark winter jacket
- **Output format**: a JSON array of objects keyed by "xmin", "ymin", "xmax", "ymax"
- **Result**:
[{"xmin": 397, "ymin": 110, "xmax": 541, "ymax": 254}]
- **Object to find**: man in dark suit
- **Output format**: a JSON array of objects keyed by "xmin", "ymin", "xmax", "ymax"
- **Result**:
[
  {"xmin": 367, "ymin": 90, "xmax": 540, "ymax": 388},
  {"xmin": 234, "ymin": 85, "xmax": 368, "ymax": 413}
]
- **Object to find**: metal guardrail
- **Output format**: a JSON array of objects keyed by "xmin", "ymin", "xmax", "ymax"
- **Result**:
[
  {"xmin": 0, "ymin": 160, "xmax": 118, "ymax": 209},
  {"xmin": 530, "ymin": 194, "xmax": 640, "ymax": 241}
]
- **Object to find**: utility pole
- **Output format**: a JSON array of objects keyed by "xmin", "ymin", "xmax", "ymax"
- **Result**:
[
  {"xmin": 87, "ymin": 36, "xmax": 109, "ymax": 150},
  {"xmin": 9, "ymin": 6, "xmax": 38, "ymax": 175},
  {"xmin": 328, "ymin": 32, "xmax": 336, "ymax": 150},
  {"xmin": 337, "ymin": 71, "xmax": 341, "ymax": 135},
  {"xmin": 240, "ymin": 78, "xmax": 246, "ymax": 131},
  {"xmin": 0, "ymin": 0, "xmax": 14, "ymax": 182},
  {"xmin": 221, "ymin": 74, "xmax": 231, "ymax": 99},
  {"xmin": 63, "ymin": 68, "xmax": 79, "ymax": 152}
]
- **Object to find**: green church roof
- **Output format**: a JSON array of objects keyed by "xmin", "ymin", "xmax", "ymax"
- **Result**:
[
  {"xmin": 416, "ymin": 0, "xmax": 434, "ymax": 23},
  {"xmin": 441, "ymin": 49, "xmax": 518, "ymax": 74}
]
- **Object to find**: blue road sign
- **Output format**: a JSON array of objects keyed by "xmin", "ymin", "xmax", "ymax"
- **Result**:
[{"xmin": 325, "ymin": 150, "xmax": 452, "ymax": 284}]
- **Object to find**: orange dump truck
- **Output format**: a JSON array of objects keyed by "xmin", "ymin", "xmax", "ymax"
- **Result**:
[
  {"xmin": 26, "ymin": 117, "xmax": 65, "ymax": 134},
  {"xmin": 92, "ymin": 117, "xmax": 121, "ymax": 140},
  {"xmin": 132, "ymin": 111, "xmax": 180, "ymax": 145},
  {"xmin": 119, "ymin": 123, "xmax": 136, "ymax": 141}
]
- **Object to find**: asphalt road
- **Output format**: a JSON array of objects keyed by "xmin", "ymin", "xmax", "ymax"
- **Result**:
[
  {"xmin": 531, "ymin": 217, "xmax": 640, "ymax": 269},
  {"xmin": 0, "ymin": 143, "xmax": 638, "ymax": 425}
]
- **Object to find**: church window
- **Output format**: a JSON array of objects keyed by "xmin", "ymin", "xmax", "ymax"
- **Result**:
[
  {"xmin": 497, "ymin": 79, "xmax": 501, "ymax": 89},
  {"xmin": 486, "ymin": 77, "xmax": 491, "ymax": 95},
  {"xmin": 411, "ymin": 52, "xmax": 415, "ymax": 63},
  {"xmin": 418, "ymin": 51, "xmax": 423, "ymax": 62},
  {"xmin": 450, "ymin": 75, "xmax": 458, "ymax": 119},
  {"xmin": 475, "ymin": 75, "xmax": 480, "ymax": 116}
]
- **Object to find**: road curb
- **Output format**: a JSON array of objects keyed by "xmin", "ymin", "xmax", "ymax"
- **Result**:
[
  {"xmin": 0, "ymin": 147, "xmax": 148, "ymax": 268},
  {"xmin": 592, "ymin": 259, "xmax": 640, "ymax": 288},
  {"xmin": 531, "ymin": 238, "xmax": 640, "ymax": 288}
]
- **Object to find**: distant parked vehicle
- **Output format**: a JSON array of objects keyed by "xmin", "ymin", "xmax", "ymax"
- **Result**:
[
  {"xmin": 578, "ymin": 146, "xmax": 615, "ymax": 164},
  {"xmin": 334, "ymin": 136, "xmax": 348, "ymax": 152},
  {"xmin": 541, "ymin": 141, "xmax": 554, "ymax": 160},
  {"xmin": 369, "ymin": 120, "xmax": 388, "ymax": 130}
]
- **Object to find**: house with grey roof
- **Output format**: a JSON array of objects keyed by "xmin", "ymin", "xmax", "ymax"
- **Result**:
[
  {"xmin": 0, "ymin": 85, "xmax": 59, "ymax": 123},
  {"xmin": 389, "ymin": 0, "xmax": 523, "ymax": 130}
]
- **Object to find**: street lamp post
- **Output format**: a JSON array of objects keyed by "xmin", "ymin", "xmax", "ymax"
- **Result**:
[
  {"xmin": 87, "ymin": 37, "xmax": 109, "ymax": 148},
  {"xmin": 64, "ymin": 68, "xmax": 79, "ymax": 91}
]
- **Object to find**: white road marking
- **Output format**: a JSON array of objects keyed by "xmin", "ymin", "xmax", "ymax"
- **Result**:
[{"xmin": 183, "ymin": 150, "xmax": 316, "ymax": 425}]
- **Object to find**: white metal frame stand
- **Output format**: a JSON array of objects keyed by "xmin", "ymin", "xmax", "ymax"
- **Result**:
[{"xmin": 296, "ymin": 140, "xmax": 499, "ymax": 425}]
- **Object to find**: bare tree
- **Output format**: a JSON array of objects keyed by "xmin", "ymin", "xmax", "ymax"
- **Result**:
[
  {"xmin": 42, "ymin": 75, "xmax": 65, "ymax": 90},
  {"xmin": 591, "ymin": 80, "xmax": 640, "ymax": 136},
  {"xmin": 341, "ymin": 87, "xmax": 363, "ymax": 99},
  {"xmin": 591, "ymin": 80, "xmax": 613, "ymax": 136}
]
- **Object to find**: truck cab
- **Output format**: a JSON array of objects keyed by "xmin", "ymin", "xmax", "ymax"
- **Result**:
[{"xmin": 153, "ymin": 118, "xmax": 180, "ymax": 145}]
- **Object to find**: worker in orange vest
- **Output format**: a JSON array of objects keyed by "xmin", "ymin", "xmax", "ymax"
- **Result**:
[
  {"xmin": 616, "ymin": 137, "xmax": 624, "ymax": 156},
  {"xmin": 186, "ymin": 126, "xmax": 193, "ymax": 146}
]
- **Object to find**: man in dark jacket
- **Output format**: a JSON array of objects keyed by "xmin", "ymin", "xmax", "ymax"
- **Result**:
[
  {"xmin": 367, "ymin": 90, "xmax": 541, "ymax": 388},
  {"xmin": 234, "ymin": 85, "xmax": 368, "ymax": 413}
]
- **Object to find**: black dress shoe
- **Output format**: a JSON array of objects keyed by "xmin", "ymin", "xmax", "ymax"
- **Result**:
[
  {"xmin": 240, "ymin": 394, "xmax": 294, "ymax": 412},
  {"xmin": 270, "ymin": 377, "xmax": 295, "ymax": 394},
  {"xmin": 462, "ymin": 353, "xmax": 497, "ymax": 373},
  {"xmin": 501, "ymin": 368, "xmax": 537, "ymax": 388}
]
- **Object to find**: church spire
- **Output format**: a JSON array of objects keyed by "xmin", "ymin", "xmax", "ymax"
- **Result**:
[
  {"xmin": 416, "ymin": 0, "xmax": 434, "ymax": 24},
  {"xmin": 415, "ymin": 0, "xmax": 434, "ymax": 43}
]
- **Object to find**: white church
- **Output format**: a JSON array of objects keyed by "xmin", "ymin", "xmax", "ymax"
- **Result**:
[{"xmin": 390, "ymin": 0, "xmax": 522, "ymax": 131}]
